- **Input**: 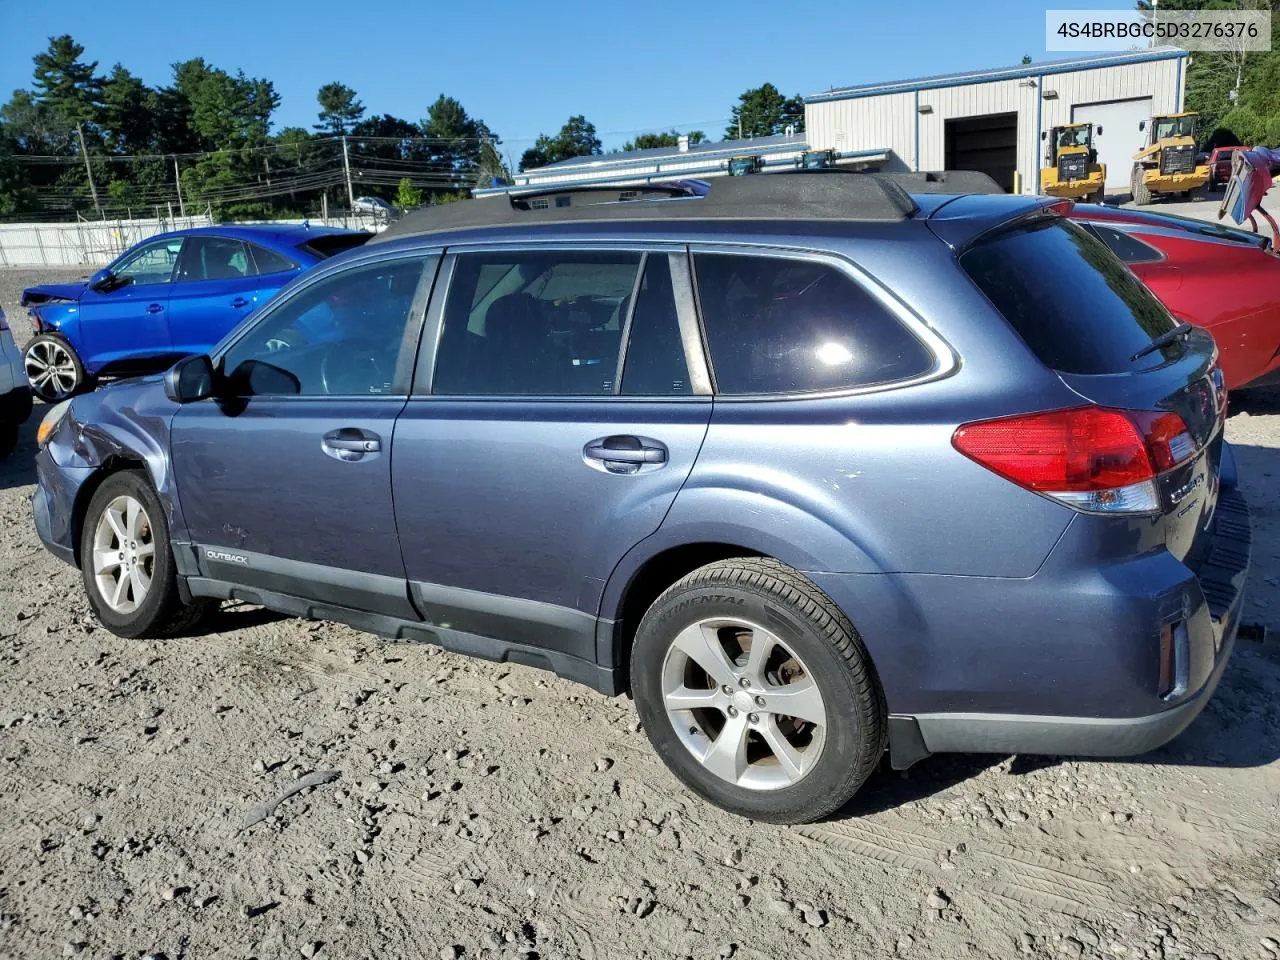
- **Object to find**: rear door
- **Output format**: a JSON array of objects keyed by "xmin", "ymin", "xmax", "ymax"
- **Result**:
[
  {"xmin": 168, "ymin": 235, "xmax": 267, "ymax": 355},
  {"xmin": 391, "ymin": 246, "xmax": 712, "ymax": 662},
  {"xmin": 78, "ymin": 235, "xmax": 182, "ymax": 370}
]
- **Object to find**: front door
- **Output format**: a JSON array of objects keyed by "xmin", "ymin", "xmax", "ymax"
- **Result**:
[
  {"xmin": 78, "ymin": 235, "xmax": 183, "ymax": 372},
  {"xmin": 392, "ymin": 248, "xmax": 712, "ymax": 663},
  {"xmin": 168, "ymin": 235, "xmax": 268, "ymax": 356},
  {"xmin": 169, "ymin": 253, "xmax": 436, "ymax": 617}
]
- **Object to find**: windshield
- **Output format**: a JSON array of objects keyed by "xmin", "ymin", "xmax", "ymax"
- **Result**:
[
  {"xmin": 1155, "ymin": 116, "xmax": 1195, "ymax": 140},
  {"xmin": 1057, "ymin": 127, "xmax": 1090, "ymax": 148}
]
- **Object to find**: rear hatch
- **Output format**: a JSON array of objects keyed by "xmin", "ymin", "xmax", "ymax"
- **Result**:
[{"xmin": 956, "ymin": 211, "xmax": 1226, "ymax": 565}]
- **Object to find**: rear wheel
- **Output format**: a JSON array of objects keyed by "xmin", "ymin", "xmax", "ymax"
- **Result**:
[
  {"xmin": 1131, "ymin": 166, "xmax": 1153, "ymax": 205},
  {"xmin": 1190, "ymin": 184, "xmax": 1208, "ymax": 201},
  {"xmin": 631, "ymin": 558, "xmax": 885, "ymax": 824},
  {"xmin": 24, "ymin": 334, "xmax": 87, "ymax": 402},
  {"xmin": 1090, "ymin": 186, "xmax": 1105, "ymax": 204},
  {"xmin": 80, "ymin": 470, "xmax": 209, "ymax": 638}
]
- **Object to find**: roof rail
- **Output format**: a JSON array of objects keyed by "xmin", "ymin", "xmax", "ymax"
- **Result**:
[{"xmin": 372, "ymin": 172, "xmax": 919, "ymax": 242}]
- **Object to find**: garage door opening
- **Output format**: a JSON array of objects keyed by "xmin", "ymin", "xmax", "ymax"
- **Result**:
[{"xmin": 945, "ymin": 113, "xmax": 1018, "ymax": 192}]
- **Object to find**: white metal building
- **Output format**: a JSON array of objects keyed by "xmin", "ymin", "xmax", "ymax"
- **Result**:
[{"xmin": 804, "ymin": 48, "xmax": 1188, "ymax": 194}]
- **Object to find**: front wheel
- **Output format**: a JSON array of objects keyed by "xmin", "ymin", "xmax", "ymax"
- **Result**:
[
  {"xmin": 1131, "ymin": 167, "xmax": 1153, "ymax": 205},
  {"xmin": 24, "ymin": 334, "xmax": 87, "ymax": 402},
  {"xmin": 631, "ymin": 558, "xmax": 885, "ymax": 824},
  {"xmin": 80, "ymin": 470, "xmax": 209, "ymax": 638}
]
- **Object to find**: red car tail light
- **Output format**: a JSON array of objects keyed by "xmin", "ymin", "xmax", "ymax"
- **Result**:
[{"xmin": 952, "ymin": 406, "xmax": 1196, "ymax": 514}]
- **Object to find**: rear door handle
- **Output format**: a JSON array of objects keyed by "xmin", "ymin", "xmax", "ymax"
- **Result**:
[
  {"xmin": 584, "ymin": 436, "xmax": 668, "ymax": 474},
  {"xmin": 231, "ymin": 297, "xmax": 250, "ymax": 308},
  {"xmin": 322, "ymin": 427, "xmax": 382, "ymax": 462},
  {"xmin": 146, "ymin": 303, "xmax": 164, "ymax": 314}
]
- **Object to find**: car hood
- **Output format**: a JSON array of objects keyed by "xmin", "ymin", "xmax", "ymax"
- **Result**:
[{"xmin": 21, "ymin": 282, "xmax": 87, "ymax": 307}]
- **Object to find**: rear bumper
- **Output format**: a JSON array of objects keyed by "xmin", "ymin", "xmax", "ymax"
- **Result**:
[
  {"xmin": 0, "ymin": 385, "xmax": 32, "ymax": 425},
  {"xmin": 809, "ymin": 485, "xmax": 1251, "ymax": 762}
]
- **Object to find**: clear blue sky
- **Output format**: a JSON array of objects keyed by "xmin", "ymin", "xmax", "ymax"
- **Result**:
[{"xmin": 2, "ymin": 0, "xmax": 1100, "ymax": 160}]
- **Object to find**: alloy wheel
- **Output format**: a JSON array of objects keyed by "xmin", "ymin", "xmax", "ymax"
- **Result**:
[
  {"xmin": 24, "ymin": 340, "xmax": 78, "ymax": 400},
  {"xmin": 661, "ymin": 617, "xmax": 827, "ymax": 791},
  {"xmin": 91, "ymin": 494, "xmax": 156, "ymax": 615}
]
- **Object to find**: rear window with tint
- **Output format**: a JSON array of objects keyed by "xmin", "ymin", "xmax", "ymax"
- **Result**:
[
  {"xmin": 694, "ymin": 254, "xmax": 934, "ymax": 395},
  {"xmin": 960, "ymin": 217, "xmax": 1180, "ymax": 374}
]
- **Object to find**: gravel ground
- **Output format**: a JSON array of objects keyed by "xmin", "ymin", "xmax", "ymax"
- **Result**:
[{"xmin": 0, "ymin": 267, "xmax": 1278, "ymax": 960}]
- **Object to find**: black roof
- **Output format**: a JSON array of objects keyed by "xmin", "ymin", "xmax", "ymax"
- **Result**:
[{"xmin": 373, "ymin": 173, "xmax": 920, "ymax": 243}]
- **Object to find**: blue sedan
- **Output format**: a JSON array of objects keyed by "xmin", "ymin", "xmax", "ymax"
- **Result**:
[{"xmin": 19, "ymin": 224, "xmax": 370, "ymax": 401}]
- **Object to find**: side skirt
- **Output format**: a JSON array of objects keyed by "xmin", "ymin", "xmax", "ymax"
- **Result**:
[{"xmin": 184, "ymin": 576, "xmax": 622, "ymax": 696}]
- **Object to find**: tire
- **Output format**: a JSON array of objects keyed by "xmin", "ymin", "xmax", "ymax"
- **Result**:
[
  {"xmin": 24, "ymin": 333, "xmax": 88, "ymax": 402},
  {"xmin": 1190, "ymin": 184, "xmax": 1208, "ymax": 201},
  {"xmin": 630, "ymin": 557, "xmax": 885, "ymax": 824},
  {"xmin": 1131, "ymin": 167, "xmax": 1152, "ymax": 206},
  {"xmin": 0, "ymin": 422, "xmax": 17, "ymax": 460},
  {"xmin": 1090, "ymin": 186, "xmax": 1105, "ymax": 204},
  {"xmin": 79, "ymin": 470, "xmax": 209, "ymax": 638}
]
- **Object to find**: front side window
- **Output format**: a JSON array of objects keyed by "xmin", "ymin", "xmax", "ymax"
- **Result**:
[
  {"xmin": 220, "ymin": 257, "xmax": 428, "ymax": 397},
  {"xmin": 693, "ymin": 253, "xmax": 934, "ymax": 395},
  {"xmin": 176, "ymin": 236, "xmax": 252, "ymax": 282},
  {"xmin": 112, "ymin": 237, "xmax": 184, "ymax": 286},
  {"xmin": 433, "ymin": 251, "xmax": 642, "ymax": 396}
]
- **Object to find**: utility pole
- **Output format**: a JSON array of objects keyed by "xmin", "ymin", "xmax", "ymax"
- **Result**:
[
  {"xmin": 341, "ymin": 134, "xmax": 355, "ymax": 207},
  {"xmin": 172, "ymin": 156, "xmax": 186, "ymax": 217},
  {"xmin": 76, "ymin": 123, "xmax": 102, "ymax": 218}
]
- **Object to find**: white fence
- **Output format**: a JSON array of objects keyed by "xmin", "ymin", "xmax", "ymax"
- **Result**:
[{"xmin": 0, "ymin": 211, "xmax": 389, "ymax": 268}]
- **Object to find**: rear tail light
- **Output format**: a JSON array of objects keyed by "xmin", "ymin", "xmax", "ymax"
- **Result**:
[{"xmin": 952, "ymin": 405, "xmax": 1196, "ymax": 514}]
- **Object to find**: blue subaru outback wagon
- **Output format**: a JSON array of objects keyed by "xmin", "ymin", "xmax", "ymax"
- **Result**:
[{"xmin": 31, "ymin": 174, "xmax": 1250, "ymax": 823}]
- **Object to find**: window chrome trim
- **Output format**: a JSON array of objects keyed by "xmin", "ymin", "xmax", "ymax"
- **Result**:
[{"xmin": 685, "ymin": 242, "xmax": 959, "ymax": 401}]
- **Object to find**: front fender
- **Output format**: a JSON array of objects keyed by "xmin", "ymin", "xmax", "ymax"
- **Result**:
[
  {"xmin": 49, "ymin": 378, "xmax": 188, "ymax": 546},
  {"xmin": 31, "ymin": 302, "xmax": 83, "ymax": 344}
]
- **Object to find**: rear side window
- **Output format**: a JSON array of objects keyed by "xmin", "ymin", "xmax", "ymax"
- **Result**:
[
  {"xmin": 176, "ymin": 236, "xmax": 251, "ymax": 282},
  {"xmin": 962, "ymin": 217, "xmax": 1179, "ymax": 375},
  {"xmin": 433, "ymin": 251, "xmax": 641, "ymax": 395},
  {"xmin": 621, "ymin": 255, "xmax": 691, "ymax": 396},
  {"xmin": 693, "ymin": 253, "xmax": 934, "ymax": 395},
  {"xmin": 1078, "ymin": 224, "xmax": 1162, "ymax": 264}
]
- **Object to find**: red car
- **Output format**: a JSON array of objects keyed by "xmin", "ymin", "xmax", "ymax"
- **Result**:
[
  {"xmin": 1208, "ymin": 145, "xmax": 1250, "ymax": 189},
  {"xmin": 1070, "ymin": 203, "xmax": 1280, "ymax": 389}
]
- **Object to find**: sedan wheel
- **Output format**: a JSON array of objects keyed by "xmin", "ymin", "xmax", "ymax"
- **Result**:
[
  {"xmin": 91, "ymin": 494, "xmax": 156, "ymax": 615},
  {"xmin": 662, "ymin": 617, "xmax": 827, "ymax": 790},
  {"xmin": 24, "ymin": 338, "xmax": 82, "ymax": 401}
]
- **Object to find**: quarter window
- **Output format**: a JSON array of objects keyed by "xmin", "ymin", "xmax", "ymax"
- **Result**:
[
  {"xmin": 693, "ymin": 253, "xmax": 934, "ymax": 395},
  {"xmin": 1078, "ymin": 224, "xmax": 1163, "ymax": 264},
  {"xmin": 112, "ymin": 237, "xmax": 183, "ymax": 286},
  {"xmin": 219, "ymin": 257, "xmax": 428, "ymax": 397},
  {"xmin": 247, "ymin": 242, "xmax": 297, "ymax": 275},
  {"xmin": 433, "ymin": 251, "xmax": 642, "ymax": 396}
]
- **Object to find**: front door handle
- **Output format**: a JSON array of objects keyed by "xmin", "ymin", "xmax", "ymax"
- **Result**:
[
  {"xmin": 322, "ymin": 427, "xmax": 382, "ymax": 462},
  {"xmin": 231, "ymin": 297, "xmax": 250, "ymax": 308},
  {"xmin": 584, "ymin": 436, "xmax": 668, "ymax": 474},
  {"xmin": 146, "ymin": 303, "xmax": 164, "ymax": 314}
]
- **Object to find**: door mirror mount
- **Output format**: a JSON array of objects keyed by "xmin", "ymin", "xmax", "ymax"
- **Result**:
[{"xmin": 164, "ymin": 354, "xmax": 216, "ymax": 404}]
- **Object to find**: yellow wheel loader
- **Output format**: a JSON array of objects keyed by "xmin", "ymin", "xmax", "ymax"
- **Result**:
[
  {"xmin": 1130, "ymin": 112, "xmax": 1210, "ymax": 204},
  {"xmin": 1039, "ymin": 123, "xmax": 1106, "ymax": 202}
]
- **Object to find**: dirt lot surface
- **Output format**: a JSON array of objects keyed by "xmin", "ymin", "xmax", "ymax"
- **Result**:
[{"xmin": 1, "ymin": 267, "xmax": 1278, "ymax": 960}]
